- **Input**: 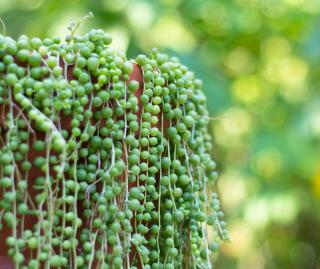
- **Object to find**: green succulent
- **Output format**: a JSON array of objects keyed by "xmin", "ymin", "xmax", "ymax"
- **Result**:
[{"xmin": 0, "ymin": 28, "xmax": 228, "ymax": 268}]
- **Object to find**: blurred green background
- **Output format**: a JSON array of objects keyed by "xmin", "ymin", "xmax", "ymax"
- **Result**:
[{"xmin": 1, "ymin": 0, "xmax": 320, "ymax": 268}]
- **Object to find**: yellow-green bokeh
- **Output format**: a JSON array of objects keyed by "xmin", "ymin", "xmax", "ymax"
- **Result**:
[{"xmin": 1, "ymin": 0, "xmax": 319, "ymax": 268}]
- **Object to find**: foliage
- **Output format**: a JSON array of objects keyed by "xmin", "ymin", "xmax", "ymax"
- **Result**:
[
  {"xmin": 0, "ymin": 27, "xmax": 226, "ymax": 268},
  {"xmin": 0, "ymin": 0, "xmax": 320, "ymax": 268}
]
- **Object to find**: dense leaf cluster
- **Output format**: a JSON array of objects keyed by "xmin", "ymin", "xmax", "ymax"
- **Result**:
[{"xmin": 0, "ymin": 29, "xmax": 227, "ymax": 268}]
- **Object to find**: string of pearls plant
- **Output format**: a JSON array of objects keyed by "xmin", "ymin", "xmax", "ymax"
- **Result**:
[{"xmin": 0, "ymin": 25, "xmax": 229, "ymax": 269}]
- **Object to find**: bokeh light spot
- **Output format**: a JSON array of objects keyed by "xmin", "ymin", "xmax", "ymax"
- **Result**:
[
  {"xmin": 149, "ymin": 15, "xmax": 196, "ymax": 51},
  {"xmin": 103, "ymin": 0, "xmax": 128, "ymax": 11},
  {"xmin": 126, "ymin": 1, "xmax": 154, "ymax": 30},
  {"xmin": 214, "ymin": 107, "xmax": 252, "ymax": 147},
  {"xmin": 224, "ymin": 47, "xmax": 255, "ymax": 76},
  {"xmin": 252, "ymin": 149, "xmax": 282, "ymax": 179},
  {"xmin": 108, "ymin": 26, "xmax": 129, "ymax": 52},
  {"xmin": 270, "ymin": 194, "xmax": 299, "ymax": 223},
  {"xmin": 263, "ymin": 36, "xmax": 291, "ymax": 59},
  {"xmin": 244, "ymin": 198, "xmax": 270, "ymax": 228},
  {"xmin": 232, "ymin": 75, "xmax": 263, "ymax": 104},
  {"xmin": 219, "ymin": 171, "xmax": 247, "ymax": 211},
  {"xmin": 312, "ymin": 166, "xmax": 320, "ymax": 198}
]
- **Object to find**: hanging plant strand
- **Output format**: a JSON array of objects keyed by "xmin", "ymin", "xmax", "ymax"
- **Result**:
[{"xmin": 0, "ymin": 29, "xmax": 229, "ymax": 269}]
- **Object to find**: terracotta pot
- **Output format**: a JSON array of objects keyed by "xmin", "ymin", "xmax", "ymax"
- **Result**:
[{"xmin": 0, "ymin": 63, "xmax": 161, "ymax": 268}]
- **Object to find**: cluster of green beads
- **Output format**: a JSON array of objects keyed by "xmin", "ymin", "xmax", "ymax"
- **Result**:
[{"xmin": 0, "ymin": 29, "xmax": 228, "ymax": 269}]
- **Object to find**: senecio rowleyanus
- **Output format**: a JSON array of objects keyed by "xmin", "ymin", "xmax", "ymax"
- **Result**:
[{"xmin": 0, "ymin": 29, "xmax": 229, "ymax": 269}]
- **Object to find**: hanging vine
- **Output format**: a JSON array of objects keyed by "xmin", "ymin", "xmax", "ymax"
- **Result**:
[{"xmin": 0, "ymin": 27, "xmax": 228, "ymax": 268}]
